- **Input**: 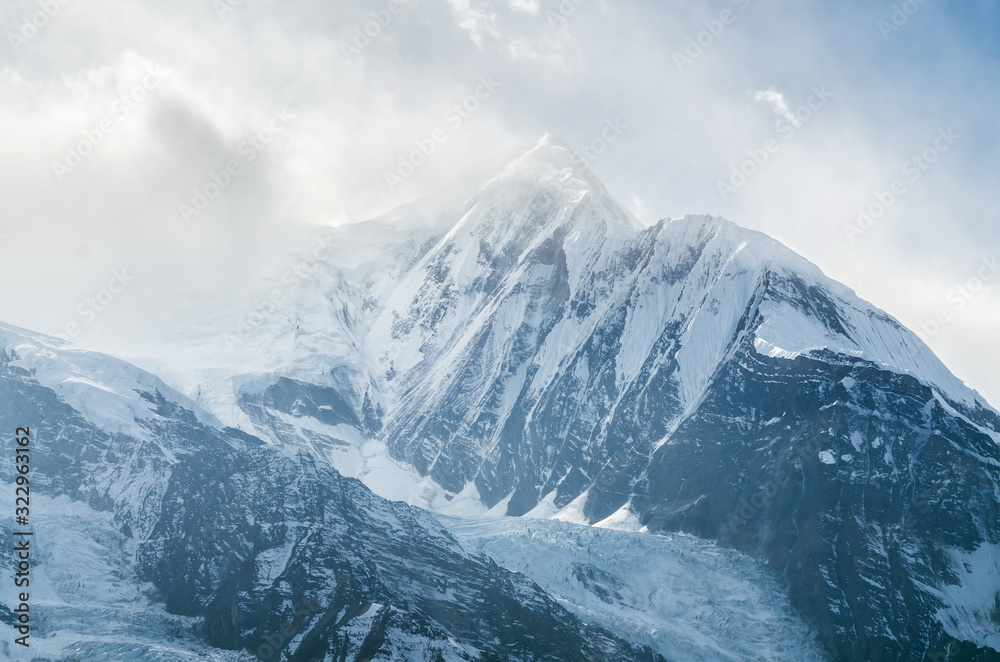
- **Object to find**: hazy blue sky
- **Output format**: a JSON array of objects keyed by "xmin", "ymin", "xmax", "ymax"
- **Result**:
[{"xmin": 0, "ymin": 0, "xmax": 997, "ymax": 404}]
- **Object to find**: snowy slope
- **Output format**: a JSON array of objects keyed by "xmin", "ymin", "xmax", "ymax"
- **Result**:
[
  {"xmin": 0, "ymin": 493, "xmax": 249, "ymax": 661},
  {"xmin": 0, "ymin": 321, "xmax": 221, "ymax": 436},
  {"xmin": 348, "ymin": 137, "xmax": 1000, "ymax": 528},
  {"xmin": 51, "ymin": 133, "xmax": 1000, "ymax": 661},
  {"xmin": 441, "ymin": 516, "xmax": 829, "ymax": 662},
  {"xmin": 0, "ymin": 320, "xmax": 665, "ymax": 661}
]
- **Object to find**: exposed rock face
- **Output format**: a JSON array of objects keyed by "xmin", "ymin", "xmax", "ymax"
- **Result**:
[
  {"xmin": 224, "ymin": 137, "xmax": 1000, "ymax": 660},
  {"xmin": 4, "ymin": 135, "xmax": 997, "ymax": 661},
  {"xmin": 0, "ymin": 325, "xmax": 663, "ymax": 661}
]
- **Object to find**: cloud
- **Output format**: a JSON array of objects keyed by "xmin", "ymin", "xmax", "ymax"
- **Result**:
[
  {"xmin": 444, "ymin": 0, "xmax": 502, "ymax": 47},
  {"xmin": 507, "ymin": 0, "xmax": 540, "ymax": 13},
  {"xmin": 627, "ymin": 192, "xmax": 651, "ymax": 225},
  {"xmin": 0, "ymin": 0, "xmax": 995, "ymax": 406},
  {"xmin": 753, "ymin": 88, "xmax": 799, "ymax": 127}
]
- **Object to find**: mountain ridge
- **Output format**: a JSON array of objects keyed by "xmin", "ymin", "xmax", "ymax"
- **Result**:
[
  {"xmin": 184, "ymin": 135, "xmax": 999, "ymax": 661},
  {"xmin": 25, "ymin": 134, "xmax": 999, "ymax": 660},
  {"xmin": 0, "ymin": 316, "xmax": 668, "ymax": 661}
]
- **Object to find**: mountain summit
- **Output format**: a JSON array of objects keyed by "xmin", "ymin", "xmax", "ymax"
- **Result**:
[
  {"xmin": 33, "ymin": 135, "xmax": 1000, "ymax": 661},
  {"xmin": 208, "ymin": 135, "xmax": 999, "ymax": 661}
]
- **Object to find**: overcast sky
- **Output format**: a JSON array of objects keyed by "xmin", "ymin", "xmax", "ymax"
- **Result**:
[{"xmin": 0, "ymin": 0, "xmax": 997, "ymax": 404}]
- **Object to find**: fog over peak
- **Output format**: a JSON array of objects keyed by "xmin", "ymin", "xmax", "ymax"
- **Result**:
[{"xmin": 0, "ymin": 0, "xmax": 996, "ymax": 405}]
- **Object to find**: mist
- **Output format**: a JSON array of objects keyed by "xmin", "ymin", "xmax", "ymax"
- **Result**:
[{"xmin": 0, "ymin": 0, "xmax": 997, "ymax": 405}]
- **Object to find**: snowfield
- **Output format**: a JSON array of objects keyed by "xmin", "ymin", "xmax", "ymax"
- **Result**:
[{"xmin": 441, "ymin": 515, "xmax": 830, "ymax": 662}]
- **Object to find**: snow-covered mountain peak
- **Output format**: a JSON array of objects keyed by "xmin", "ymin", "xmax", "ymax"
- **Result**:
[
  {"xmin": 658, "ymin": 214, "xmax": 821, "ymax": 277},
  {"xmin": 471, "ymin": 134, "xmax": 640, "ymax": 234},
  {"xmin": 501, "ymin": 133, "xmax": 588, "ymax": 178},
  {"xmin": 648, "ymin": 216, "xmax": 996, "ymax": 414},
  {"xmin": 0, "ymin": 320, "xmax": 221, "ymax": 436}
]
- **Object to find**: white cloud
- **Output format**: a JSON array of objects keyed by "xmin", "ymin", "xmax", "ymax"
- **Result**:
[
  {"xmin": 507, "ymin": 0, "xmax": 540, "ymax": 13},
  {"xmin": 444, "ymin": 0, "xmax": 501, "ymax": 47},
  {"xmin": 753, "ymin": 88, "xmax": 798, "ymax": 127},
  {"xmin": 628, "ymin": 192, "xmax": 651, "ymax": 225},
  {"xmin": 0, "ymin": 0, "xmax": 995, "ymax": 407}
]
